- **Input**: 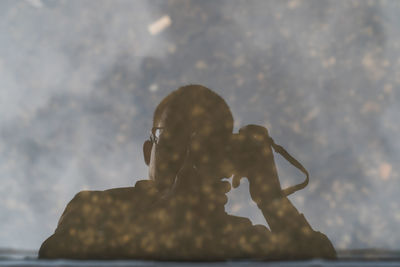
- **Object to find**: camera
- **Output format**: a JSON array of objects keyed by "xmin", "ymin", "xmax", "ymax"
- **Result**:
[{"xmin": 226, "ymin": 124, "xmax": 309, "ymax": 197}]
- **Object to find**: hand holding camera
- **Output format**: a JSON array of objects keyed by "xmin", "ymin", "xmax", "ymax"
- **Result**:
[
  {"xmin": 227, "ymin": 124, "xmax": 309, "ymax": 205},
  {"xmin": 227, "ymin": 125, "xmax": 283, "ymax": 205}
]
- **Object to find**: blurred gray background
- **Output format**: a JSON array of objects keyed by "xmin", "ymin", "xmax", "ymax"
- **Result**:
[{"xmin": 1, "ymin": 0, "xmax": 400, "ymax": 251}]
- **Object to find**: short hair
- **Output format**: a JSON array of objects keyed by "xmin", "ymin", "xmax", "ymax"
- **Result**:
[{"xmin": 154, "ymin": 85, "xmax": 233, "ymax": 140}]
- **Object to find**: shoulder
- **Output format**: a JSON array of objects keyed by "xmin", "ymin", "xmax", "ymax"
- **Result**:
[
  {"xmin": 58, "ymin": 180, "xmax": 158, "ymax": 225},
  {"xmin": 69, "ymin": 190, "xmax": 103, "ymax": 205},
  {"xmin": 68, "ymin": 179, "xmax": 156, "ymax": 206},
  {"xmin": 104, "ymin": 180, "xmax": 158, "ymax": 197},
  {"xmin": 60, "ymin": 190, "xmax": 105, "ymax": 216}
]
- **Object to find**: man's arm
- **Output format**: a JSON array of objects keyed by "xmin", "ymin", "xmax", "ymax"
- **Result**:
[
  {"xmin": 246, "ymin": 158, "xmax": 336, "ymax": 259},
  {"xmin": 257, "ymin": 195, "xmax": 336, "ymax": 259},
  {"xmin": 232, "ymin": 125, "xmax": 336, "ymax": 259}
]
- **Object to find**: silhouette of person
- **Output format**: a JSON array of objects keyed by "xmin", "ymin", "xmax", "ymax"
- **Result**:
[{"xmin": 39, "ymin": 85, "xmax": 336, "ymax": 260}]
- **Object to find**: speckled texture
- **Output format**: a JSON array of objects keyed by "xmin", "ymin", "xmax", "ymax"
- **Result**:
[{"xmin": 1, "ymin": 0, "xmax": 400, "ymax": 252}]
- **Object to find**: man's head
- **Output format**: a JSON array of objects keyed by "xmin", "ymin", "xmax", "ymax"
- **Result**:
[{"xmin": 143, "ymin": 85, "xmax": 234, "ymax": 191}]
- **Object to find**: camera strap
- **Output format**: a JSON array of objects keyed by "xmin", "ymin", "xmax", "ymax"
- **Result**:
[{"xmin": 270, "ymin": 139, "xmax": 309, "ymax": 196}]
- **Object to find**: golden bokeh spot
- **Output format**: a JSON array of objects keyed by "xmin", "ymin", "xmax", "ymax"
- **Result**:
[
  {"xmin": 201, "ymin": 155, "xmax": 209, "ymax": 163},
  {"xmin": 191, "ymin": 141, "xmax": 200, "ymax": 151},
  {"xmin": 172, "ymin": 153, "xmax": 180, "ymax": 161},
  {"xmin": 69, "ymin": 228, "xmax": 76, "ymax": 236},
  {"xmin": 195, "ymin": 236, "xmax": 204, "ymax": 248},
  {"xmin": 185, "ymin": 211, "xmax": 193, "ymax": 222},
  {"xmin": 191, "ymin": 105, "xmax": 205, "ymax": 116},
  {"xmin": 82, "ymin": 204, "xmax": 92, "ymax": 214},
  {"xmin": 91, "ymin": 195, "xmax": 98, "ymax": 203}
]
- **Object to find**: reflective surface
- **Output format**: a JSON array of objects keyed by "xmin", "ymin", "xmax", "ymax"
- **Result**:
[{"xmin": 1, "ymin": 0, "xmax": 400, "ymax": 256}]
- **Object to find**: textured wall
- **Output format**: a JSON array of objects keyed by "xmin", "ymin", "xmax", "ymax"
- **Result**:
[{"xmin": 1, "ymin": 0, "xmax": 400, "ymax": 250}]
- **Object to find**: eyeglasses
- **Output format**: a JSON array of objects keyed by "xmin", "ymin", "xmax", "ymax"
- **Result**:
[{"xmin": 149, "ymin": 127, "xmax": 164, "ymax": 145}]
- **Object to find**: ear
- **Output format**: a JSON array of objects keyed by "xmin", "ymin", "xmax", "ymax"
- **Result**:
[{"xmin": 143, "ymin": 140, "xmax": 152, "ymax": 166}]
